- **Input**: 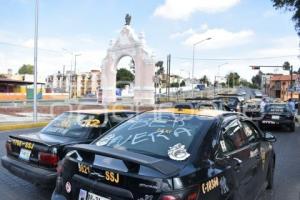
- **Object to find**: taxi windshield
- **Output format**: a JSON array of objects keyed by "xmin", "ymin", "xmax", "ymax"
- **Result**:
[
  {"xmin": 95, "ymin": 113, "xmax": 213, "ymax": 160},
  {"xmin": 41, "ymin": 112, "xmax": 103, "ymax": 138}
]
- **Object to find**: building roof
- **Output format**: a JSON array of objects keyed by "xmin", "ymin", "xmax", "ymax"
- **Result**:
[
  {"xmin": 270, "ymin": 74, "xmax": 298, "ymax": 81},
  {"xmin": 0, "ymin": 78, "xmax": 45, "ymax": 85}
]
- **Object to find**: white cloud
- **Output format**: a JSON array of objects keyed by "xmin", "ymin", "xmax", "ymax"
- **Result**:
[
  {"xmin": 256, "ymin": 36, "xmax": 300, "ymax": 57},
  {"xmin": 22, "ymin": 38, "xmax": 67, "ymax": 50},
  {"xmin": 170, "ymin": 23, "xmax": 210, "ymax": 39},
  {"xmin": 154, "ymin": 0, "xmax": 240, "ymax": 20},
  {"xmin": 170, "ymin": 28, "xmax": 195, "ymax": 39},
  {"xmin": 0, "ymin": 33, "xmax": 106, "ymax": 79},
  {"xmin": 183, "ymin": 28, "xmax": 254, "ymax": 49}
]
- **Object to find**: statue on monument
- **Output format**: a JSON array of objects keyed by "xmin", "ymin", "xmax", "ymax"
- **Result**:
[{"xmin": 125, "ymin": 14, "xmax": 131, "ymax": 25}]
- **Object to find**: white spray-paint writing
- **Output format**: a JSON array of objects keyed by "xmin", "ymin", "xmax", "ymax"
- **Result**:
[
  {"xmin": 100, "ymin": 127, "xmax": 192, "ymax": 147},
  {"xmin": 96, "ymin": 116, "xmax": 195, "ymax": 148}
]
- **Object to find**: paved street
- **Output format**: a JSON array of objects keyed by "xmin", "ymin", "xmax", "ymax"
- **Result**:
[
  {"xmin": 0, "ymin": 128, "xmax": 51, "ymax": 200},
  {"xmin": 259, "ymin": 125, "xmax": 300, "ymax": 200},
  {"xmin": 0, "ymin": 126, "xmax": 299, "ymax": 200}
]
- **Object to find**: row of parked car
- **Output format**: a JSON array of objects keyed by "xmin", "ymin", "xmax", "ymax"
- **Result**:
[{"xmin": 0, "ymin": 96, "xmax": 280, "ymax": 200}]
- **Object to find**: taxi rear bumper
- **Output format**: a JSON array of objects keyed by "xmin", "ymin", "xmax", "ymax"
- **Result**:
[{"xmin": 1, "ymin": 155, "xmax": 56, "ymax": 186}]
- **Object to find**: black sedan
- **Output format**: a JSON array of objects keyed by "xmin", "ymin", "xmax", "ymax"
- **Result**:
[
  {"xmin": 1, "ymin": 109, "xmax": 136, "ymax": 187},
  {"xmin": 215, "ymin": 94, "xmax": 245, "ymax": 112},
  {"xmin": 259, "ymin": 103, "xmax": 296, "ymax": 132},
  {"xmin": 52, "ymin": 108, "xmax": 276, "ymax": 200}
]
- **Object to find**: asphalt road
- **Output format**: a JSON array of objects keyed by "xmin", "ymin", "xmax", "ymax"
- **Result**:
[{"xmin": 0, "ymin": 127, "xmax": 299, "ymax": 200}]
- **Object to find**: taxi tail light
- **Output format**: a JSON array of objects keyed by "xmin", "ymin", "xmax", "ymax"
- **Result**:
[
  {"xmin": 38, "ymin": 152, "xmax": 59, "ymax": 167},
  {"xmin": 159, "ymin": 188, "xmax": 199, "ymax": 200},
  {"xmin": 186, "ymin": 192, "xmax": 198, "ymax": 200},
  {"xmin": 159, "ymin": 195, "xmax": 180, "ymax": 200}
]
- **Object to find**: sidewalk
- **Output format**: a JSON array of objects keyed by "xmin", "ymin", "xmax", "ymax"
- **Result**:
[
  {"xmin": 0, "ymin": 113, "xmax": 52, "ymax": 131},
  {"xmin": 0, "ymin": 113, "xmax": 53, "ymax": 124}
]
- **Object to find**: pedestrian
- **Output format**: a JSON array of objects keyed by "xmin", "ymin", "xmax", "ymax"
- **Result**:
[
  {"xmin": 288, "ymin": 98, "xmax": 296, "ymax": 114},
  {"xmin": 260, "ymin": 98, "xmax": 267, "ymax": 113}
]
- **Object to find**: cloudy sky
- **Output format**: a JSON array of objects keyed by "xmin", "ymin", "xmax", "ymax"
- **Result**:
[{"xmin": 0, "ymin": 0, "xmax": 299, "ymax": 81}]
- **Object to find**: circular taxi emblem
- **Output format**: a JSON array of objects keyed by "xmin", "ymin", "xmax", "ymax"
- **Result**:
[
  {"xmin": 168, "ymin": 143, "xmax": 190, "ymax": 161},
  {"xmin": 65, "ymin": 181, "xmax": 72, "ymax": 193}
]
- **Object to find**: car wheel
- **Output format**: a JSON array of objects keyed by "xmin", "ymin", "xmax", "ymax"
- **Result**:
[
  {"xmin": 266, "ymin": 159, "xmax": 275, "ymax": 190},
  {"xmin": 289, "ymin": 123, "xmax": 295, "ymax": 132}
]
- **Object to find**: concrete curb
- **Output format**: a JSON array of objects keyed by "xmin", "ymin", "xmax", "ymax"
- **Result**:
[{"xmin": 0, "ymin": 121, "xmax": 49, "ymax": 132}]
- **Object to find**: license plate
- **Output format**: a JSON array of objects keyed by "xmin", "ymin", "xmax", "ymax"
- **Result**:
[
  {"xmin": 272, "ymin": 115, "xmax": 280, "ymax": 120},
  {"xmin": 262, "ymin": 121, "xmax": 275, "ymax": 124},
  {"xmin": 19, "ymin": 148, "xmax": 31, "ymax": 161},
  {"xmin": 86, "ymin": 192, "xmax": 110, "ymax": 200}
]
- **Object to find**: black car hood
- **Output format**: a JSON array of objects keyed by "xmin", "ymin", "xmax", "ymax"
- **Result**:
[{"xmin": 12, "ymin": 132, "xmax": 83, "ymax": 146}]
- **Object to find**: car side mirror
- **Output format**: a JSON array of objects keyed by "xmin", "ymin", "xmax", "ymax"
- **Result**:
[{"xmin": 263, "ymin": 132, "xmax": 276, "ymax": 143}]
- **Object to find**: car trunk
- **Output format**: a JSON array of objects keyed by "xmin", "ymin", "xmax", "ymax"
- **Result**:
[
  {"xmin": 7, "ymin": 133, "xmax": 65, "ymax": 169},
  {"xmin": 263, "ymin": 112, "xmax": 292, "ymax": 120},
  {"xmin": 62, "ymin": 144, "xmax": 181, "ymax": 200}
]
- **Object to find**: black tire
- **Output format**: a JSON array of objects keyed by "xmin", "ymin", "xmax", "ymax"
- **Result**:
[
  {"xmin": 289, "ymin": 123, "xmax": 295, "ymax": 132},
  {"xmin": 266, "ymin": 159, "xmax": 275, "ymax": 190}
]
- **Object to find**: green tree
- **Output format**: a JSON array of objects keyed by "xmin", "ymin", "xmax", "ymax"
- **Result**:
[
  {"xmin": 18, "ymin": 64, "xmax": 34, "ymax": 74},
  {"xmin": 271, "ymin": 0, "xmax": 300, "ymax": 35},
  {"xmin": 180, "ymin": 80, "xmax": 186, "ymax": 87},
  {"xmin": 116, "ymin": 68, "xmax": 135, "ymax": 89},
  {"xmin": 170, "ymin": 82, "xmax": 179, "ymax": 88},
  {"xmin": 251, "ymin": 71, "xmax": 262, "ymax": 89},
  {"xmin": 240, "ymin": 78, "xmax": 251, "ymax": 87},
  {"xmin": 0, "ymin": 74, "xmax": 7, "ymax": 79},
  {"xmin": 226, "ymin": 72, "xmax": 240, "ymax": 88},
  {"xmin": 129, "ymin": 58, "xmax": 135, "ymax": 74},
  {"xmin": 199, "ymin": 75, "xmax": 211, "ymax": 86},
  {"xmin": 154, "ymin": 61, "xmax": 164, "ymax": 88},
  {"xmin": 283, "ymin": 61, "xmax": 292, "ymax": 70},
  {"xmin": 155, "ymin": 61, "xmax": 164, "ymax": 75}
]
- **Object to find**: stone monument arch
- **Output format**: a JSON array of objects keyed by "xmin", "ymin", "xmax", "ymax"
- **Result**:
[{"xmin": 100, "ymin": 16, "xmax": 155, "ymax": 104}]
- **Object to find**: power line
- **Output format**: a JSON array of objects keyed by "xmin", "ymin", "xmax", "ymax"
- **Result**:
[
  {"xmin": 0, "ymin": 41, "xmax": 63, "ymax": 54},
  {"xmin": 173, "ymin": 54, "xmax": 299, "ymax": 61}
]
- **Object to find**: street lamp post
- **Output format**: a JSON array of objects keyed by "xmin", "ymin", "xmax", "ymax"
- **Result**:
[
  {"xmin": 214, "ymin": 63, "xmax": 228, "ymax": 98},
  {"xmin": 74, "ymin": 54, "xmax": 81, "ymax": 98},
  {"xmin": 63, "ymin": 49, "xmax": 81, "ymax": 99},
  {"xmin": 33, "ymin": 0, "xmax": 39, "ymax": 122},
  {"xmin": 191, "ymin": 37, "xmax": 212, "ymax": 98}
]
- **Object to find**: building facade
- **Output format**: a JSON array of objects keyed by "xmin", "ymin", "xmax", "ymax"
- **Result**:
[
  {"xmin": 46, "ymin": 70, "xmax": 101, "ymax": 98},
  {"xmin": 268, "ymin": 74, "xmax": 299, "ymax": 101}
]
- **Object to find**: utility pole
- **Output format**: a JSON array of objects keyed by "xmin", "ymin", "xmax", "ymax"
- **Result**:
[
  {"xmin": 214, "ymin": 63, "xmax": 227, "ymax": 97},
  {"xmin": 74, "ymin": 54, "xmax": 81, "ymax": 98},
  {"xmin": 33, "ymin": 0, "xmax": 39, "ymax": 122},
  {"xmin": 191, "ymin": 37, "xmax": 212, "ymax": 98},
  {"xmin": 290, "ymin": 65, "xmax": 293, "ymax": 99},
  {"xmin": 166, "ymin": 54, "xmax": 171, "ymax": 102}
]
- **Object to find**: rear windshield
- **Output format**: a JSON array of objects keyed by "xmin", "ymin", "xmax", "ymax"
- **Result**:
[
  {"xmin": 265, "ymin": 104, "xmax": 290, "ymax": 113},
  {"xmin": 94, "ymin": 113, "xmax": 213, "ymax": 160},
  {"xmin": 41, "ymin": 112, "xmax": 105, "ymax": 138},
  {"xmin": 216, "ymin": 97, "xmax": 238, "ymax": 106}
]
